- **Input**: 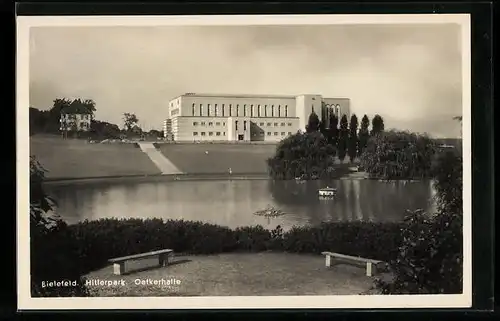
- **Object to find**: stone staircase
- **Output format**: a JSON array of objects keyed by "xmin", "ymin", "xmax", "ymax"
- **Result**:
[{"xmin": 137, "ymin": 142, "xmax": 183, "ymax": 175}]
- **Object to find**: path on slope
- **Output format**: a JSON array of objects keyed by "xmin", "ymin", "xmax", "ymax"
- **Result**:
[{"xmin": 138, "ymin": 142, "xmax": 184, "ymax": 175}]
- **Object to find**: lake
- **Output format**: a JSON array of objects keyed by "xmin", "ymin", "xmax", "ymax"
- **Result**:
[{"xmin": 46, "ymin": 179, "xmax": 436, "ymax": 230}]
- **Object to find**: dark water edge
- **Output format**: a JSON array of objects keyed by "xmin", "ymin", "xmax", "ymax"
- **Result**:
[{"xmin": 43, "ymin": 173, "xmax": 270, "ymax": 187}]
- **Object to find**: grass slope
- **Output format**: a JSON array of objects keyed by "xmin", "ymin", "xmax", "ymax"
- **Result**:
[
  {"xmin": 30, "ymin": 135, "xmax": 161, "ymax": 179},
  {"xmin": 157, "ymin": 144, "xmax": 277, "ymax": 174}
]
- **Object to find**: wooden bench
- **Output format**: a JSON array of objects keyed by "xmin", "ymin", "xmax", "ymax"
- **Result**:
[
  {"xmin": 109, "ymin": 249, "xmax": 174, "ymax": 275},
  {"xmin": 321, "ymin": 251, "xmax": 384, "ymax": 277}
]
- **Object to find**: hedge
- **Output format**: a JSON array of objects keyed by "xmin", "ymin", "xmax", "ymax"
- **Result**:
[{"xmin": 65, "ymin": 218, "xmax": 404, "ymax": 274}]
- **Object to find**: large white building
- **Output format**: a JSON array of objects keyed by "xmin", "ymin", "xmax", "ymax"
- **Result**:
[{"xmin": 163, "ymin": 93, "xmax": 350, "ymax": 142}]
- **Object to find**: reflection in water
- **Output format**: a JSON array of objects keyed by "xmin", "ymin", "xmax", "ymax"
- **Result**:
[{"xmin": 46, "ymin": 179, "xmax": 435, "ymax": 231}]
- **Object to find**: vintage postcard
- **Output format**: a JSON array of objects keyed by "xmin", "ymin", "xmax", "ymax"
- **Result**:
[{"xmin": 17, "ymin": 14, "xmax": 471, "ymax": 310}]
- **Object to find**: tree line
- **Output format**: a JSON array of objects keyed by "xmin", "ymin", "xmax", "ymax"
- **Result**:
[
  {"xmin": 30, "ymin": 98, "xmax": 162, "ymax": 140},
  {"xmin": 305, "ymin": 111, "xmax": 385, "ymax": 162}
]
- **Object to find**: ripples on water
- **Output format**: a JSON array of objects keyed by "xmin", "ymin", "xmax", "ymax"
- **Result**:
[{"xmin": 46, "ymin": 179, "xmax": 436, "ymax": 230}]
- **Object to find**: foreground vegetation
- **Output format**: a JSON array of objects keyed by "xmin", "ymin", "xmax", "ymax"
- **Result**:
[{"xmin": 31, "ymin": 138, "xmax": 463, "ymax": 296}]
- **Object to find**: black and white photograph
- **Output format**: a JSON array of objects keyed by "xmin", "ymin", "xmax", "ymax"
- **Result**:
[{"xmin": 17, "ymin": 14, "xmax": 471, "ymax": 309}]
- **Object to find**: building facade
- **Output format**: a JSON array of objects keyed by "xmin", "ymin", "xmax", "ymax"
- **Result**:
[
  {"xmin": 164, "ymin": 93, "xmax": 350, "ymax": 142},
  {"xmin": 60, "ymin": 113, "xmax": 92, "ymax": 132}
]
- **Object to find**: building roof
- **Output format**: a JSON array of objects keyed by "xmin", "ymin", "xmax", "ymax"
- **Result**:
[
  {"xmin": 176, "ymin": 93, "xmax": 297, "ymax": 99},
  {"xmin": 170, "ymin": 93, "xmax": 350, "ymax": 101}
]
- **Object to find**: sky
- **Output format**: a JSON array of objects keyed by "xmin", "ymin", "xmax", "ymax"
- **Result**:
[{"xmin": 29, "ymin": 23, "xmax": 464, "ymax": 138}]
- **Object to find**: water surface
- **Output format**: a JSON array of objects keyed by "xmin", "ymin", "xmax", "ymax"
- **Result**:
[{"xmin": 46, "ymin": 179, "xmax": 436, "ymax": 230}]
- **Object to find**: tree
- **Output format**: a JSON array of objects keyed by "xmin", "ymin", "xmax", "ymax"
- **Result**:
[
  {"xmin": 89, "ymin": 120, "xmax": 121, "ymax": 140},
  {"xmin": 371, "ymin": 114, "xmax": 385, "ymax": 136},
  {"xmin": 327, "ymin": 114, "xmax": 339, "ymax": 146},
  {"xmin": 453, "ymin": 116, "xmax": 462, "ymax": 138},
  {"xmin": 359, "ymin": 130, "xmax": 437, "ymax": 180},
  {"xmin": 305, "ymin": 111, "xmax": 320, "ymax": 133},
  {"xmin": 318, "ymin": 120, "xmax": 327, "ymax": 138},
  {"xmin": 123, "ymin": 113, "xmax": 139, "ymax": 132},
  {"xmin": 347, "ymin": 114, "xmax": 359, "ymax": 162},
  {"xmin": 30, "ymin": 156, "xmax": 89, "ymax": 297},
  {"xmin": 267, "ymin": 131, "xmax": 337, "ymax": 180},
  {"xmin": 377, "ymin": 148, "xmax": 462, "ymax": 294},
  {"xmin": 358, "ymin": 114, "xmax": 370, "ymax": 157},
  {"xmin": 29, "ymin": 107, "xmax": 50, "ymax": 136},
  {"xmin": 337, "ymin": 115, "xmax": 349, "ymax": 162}
]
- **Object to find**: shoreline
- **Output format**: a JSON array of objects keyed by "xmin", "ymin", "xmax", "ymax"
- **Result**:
[
  {"xmin": 43, "ymin": 173, "xmax": 271, "ymax": 186},
  {"xmin": 42, "ymin": 171, "xmax": 427, "ymax": 186}
]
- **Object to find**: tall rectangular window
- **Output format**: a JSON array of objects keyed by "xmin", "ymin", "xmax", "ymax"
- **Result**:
[
  {"xmin": 235, "ymin": 120, "xmax": 238, "ymax": 130},
  {"xmin": 208, "ymin": 104, "xmax": 211, "ymax": 117},
  {"xmin": 278, "ymin": 105, "xmax": 281, "ymax": 117},
  {"xmin": 222, "ymin": 104, "xmax": 225, "ymax": 117},
  {"xmin": 215, "ymin": 104, "xmax": 218, "ymax": 116},
  {"xmin": 258, "ymin": 105, "xmax": 261, "ymax": 117},
  {"xmin": 271, "ymin": 105, "xmax": 274, "ymax": 117},
  {"xmin": 243, "ymin": 121, "xmax": 247, "ymax": 131},
  {"xmin": 192, "ymin": 103, "xmax": 195, "ymax": 116},
  {"xmin": 264, "ymin": 105, "xmax": 268, "ymax": 117},
  {"xmin": 236, "ymin": 105, "xmax": 240, "ymax": 117},
  {"xmin": 250, "ymin": 105, "xmax": 254, "ymax": 117},
  {"xmin": 285, "ymin": 105, "xmax": 288, "ymax": 117},
  {"xmin": 243, "ymin": 105, "xmax": 246, "ymax": 117},
  {"xmin": 229, "ymin": 104, "xmax": 232, "ymax": 117},
  {"xmin": 199, "ymin": 104, "xmax": 203, "ymax": 116}
]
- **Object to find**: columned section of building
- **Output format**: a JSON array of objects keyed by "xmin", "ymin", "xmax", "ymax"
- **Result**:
[{"xmin": 165, "ymin": 93, "xmax": 350, "ymax": 142}]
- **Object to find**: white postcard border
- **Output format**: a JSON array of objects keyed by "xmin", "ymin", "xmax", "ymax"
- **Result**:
[{"xmin": 17, "ymin": 14, "xmax": 472, "ymax": 310}]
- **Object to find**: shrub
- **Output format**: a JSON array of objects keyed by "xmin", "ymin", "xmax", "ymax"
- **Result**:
[
  {"xmin": 282, "ymin": 222, "xmax": 402, "ymax": 261},
  {"xmin": 376, "ymin": 149, "xmax": 463, "ymax": 294},
  {"xmin": 267, "ymin": 131, "xmax": 337, "ymax": 180},
  {"xmin": 64, "ymin": 218, "xmax": 405, "ymax": 275},
  {"xmin": 69, "ymin": 218, "xmax": 238, "ymax": 273},
  {"xmin": 30, "ymin": 156, "xmax": 89, "ymax": 297},
  {"xmin": 360, "ymin": 130, "xmax": 437, "ymax": 180}
]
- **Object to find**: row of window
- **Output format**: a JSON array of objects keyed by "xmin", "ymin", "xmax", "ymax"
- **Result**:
[
  {"xmin": 259, "ymin": 132, "xmax": 292, "ymax": 136},
  {"xmin": 193, "ymin": 132, "xmax": 226, "ymax": 136},
  {"xmin": 60, "ymin": 114, "xmax": 91, "ymax": 120},
  {"xmin": 192, "ymin": 121, "xmax": 293, "ymax": 127},
  {"xmin": 191, "ymin": 103, "xmax": 289, "ymax": 118},
  {"xmin": 193, "ymin": 121, "xmax": 226, "ymax": 126},
  {"xmin": 258, "ymin": 122, "xmax": 293, "ymax": 127},
  {"xmin": 192, "ymin": 131, "xmax": 292, "ymax": 137}
]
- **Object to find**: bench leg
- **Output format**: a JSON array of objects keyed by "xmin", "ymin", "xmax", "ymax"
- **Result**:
[
  {"xmin": 158, "ymin": 253, "xmax": 169, "ymax": 267},
  {"xmin": 113, "ymin": 262, "xmax": 125, "ymax": 275},
  {"xmin": 366, "ymin": 262, "xmax": 377, "ymax": 277},
  {"xmin": 325, "ymin": 255, "xmax": 331, "ymax": 267}
]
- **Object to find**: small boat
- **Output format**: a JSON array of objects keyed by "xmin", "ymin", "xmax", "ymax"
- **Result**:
[
  {"xmin": 254, "ymin": 205, "xmax": 285, "ymax": 218},
  {"xmin": 318, "ymin": 187, "xmax": 337, "ymax": 197},
  {"xmin": 294, "ymin": 177, "xmax": 306, "ymax": 184}
]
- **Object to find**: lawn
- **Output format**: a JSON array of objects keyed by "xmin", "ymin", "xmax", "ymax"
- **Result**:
[
  {"xmin": 157, "ymin": 143, "xmax": 277, "ymax": 174},
  {"xmin": 84, "ymin": 252, "xmax": 378, "ymax": 296},
  {"xmin": 30, "ymin": 135, "xmax": 161, "ymax": 179}
]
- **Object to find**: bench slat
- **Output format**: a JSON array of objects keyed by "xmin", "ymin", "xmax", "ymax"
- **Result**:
[
  {"xmin": 321, "ymin": 251, "xmax": 382, "ymax": 264},
  {"xmin": 109, "ymin": 249, "xmax": 173, "ymax": 263}
]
